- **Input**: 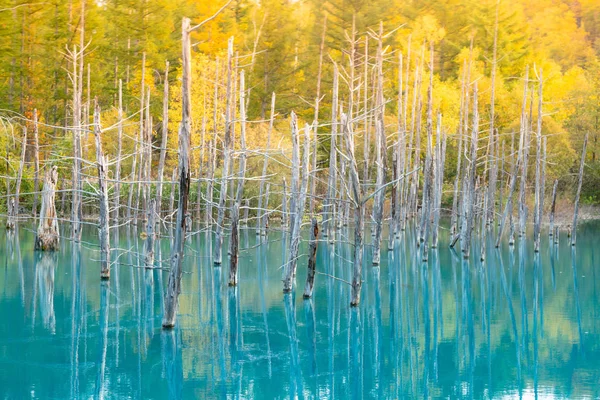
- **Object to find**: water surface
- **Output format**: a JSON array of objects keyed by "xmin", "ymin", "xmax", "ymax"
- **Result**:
[{"xmin": 0, "ymin": 221, "xmax": 599, "ymax": 399}]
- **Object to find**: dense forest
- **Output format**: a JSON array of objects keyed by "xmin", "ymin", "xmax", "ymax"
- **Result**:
[{"xmin": 1, "ymin": 0, "xmax": 599, "ymax": 208}]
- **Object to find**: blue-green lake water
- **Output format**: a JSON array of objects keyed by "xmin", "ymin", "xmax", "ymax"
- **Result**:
[{"xmin": 0, "ymin": 221, "xmax": 599, "ymax": 399}]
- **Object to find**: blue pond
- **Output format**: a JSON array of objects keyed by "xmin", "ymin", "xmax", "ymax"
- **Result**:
[{"xmin": 0, "ymin": 221, "xmax": 599, "ymax": 399}]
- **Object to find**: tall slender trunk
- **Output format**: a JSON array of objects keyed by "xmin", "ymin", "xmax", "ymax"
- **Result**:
[{"xmin": 163, "ymin": 18, "xmax": 192, "ymax": 328}]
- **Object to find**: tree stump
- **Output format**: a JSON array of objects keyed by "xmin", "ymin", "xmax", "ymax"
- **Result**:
[{"xmin": 35, "ymin": 166, "xmax": 60, "ymax": 251}]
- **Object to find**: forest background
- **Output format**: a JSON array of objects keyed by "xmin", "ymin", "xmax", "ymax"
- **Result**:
[{"xmin": 1, "ymin": 0, "xmax": 599, "ymax": 213}]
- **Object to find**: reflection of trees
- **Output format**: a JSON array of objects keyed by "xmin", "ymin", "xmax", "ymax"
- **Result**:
[
  {"xmin": 95, "ymin": 281, "xmax": 110, "ymax": 399},
  {"xmin": 162, "ymin": 330, "xmax": 183, "ymax": 400},
  {"xmin": 34, "ymin": 251, "xmax": 56, "ymax": 333},
  {"xmin": 284, "ymin": 292, "xmax": 303, "ymax": 398}
]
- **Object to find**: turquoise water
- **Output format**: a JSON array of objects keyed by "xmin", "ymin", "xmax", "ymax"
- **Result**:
[{"xmin": 0, "ymin": 221, "xmax": 599, "ymax": 399}]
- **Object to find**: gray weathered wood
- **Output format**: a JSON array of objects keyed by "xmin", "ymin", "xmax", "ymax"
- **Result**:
[
  {"xmin": 303, "ymin": 218, "xmax": 319, "ymax": 298},
  {"xmin": 6, "ymin": 127, "xmax": 26, "ymax": 230},
  {"xmin": 32, "ymin": 109, "xmax": 40, "ymax": 219},
  {"xmin": 156, "ymin": 62, "xmax": 170, "ymax": 221},
  {"xmin": 113, "ymin": 79, "xmax": 123, "ymax": 222},
  {"xmin": 283, "ymin": 115, "xmax": 309, "ymax": 292},
  {"xmin": 163, "ymin": 17, "xmax": 193, "ymax": 328},
  {"xmin": 571, "ymin": 133, "xmax": 588, "ymax": 247},
  {"xmin": 34, "ymin": 166, "xmax": 60, "ymax": 251},
  {"xmin": 343, "ymin": 114, "xmax": 364, "ymax": 306},
  {"xmin": 144, "ymin": 198, "xmax": 157, "ymax": 269},
  {"xmin": 93, "ymin": 101, "xmax": 111, "ymax": 279},
  {"xmin": 256, "ymin": 92, "xmax": 275, "ymax": 234},
  {"xmin": 214, "ymin": 37, "xmax": 234, "ymax": 266}
]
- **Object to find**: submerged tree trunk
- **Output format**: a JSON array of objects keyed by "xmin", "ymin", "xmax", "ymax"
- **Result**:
[
  {"xmin": 303, "ymin": 218, "xmax": 319, "ymax": 298},
  {"xmin": 229, "ymin": 69, "xmax": 248, "ymax": 287},
  {"xmin": 549, "ymin": 179, "xmax": 558, "ymax": 237},
  {"xmin": 93, "ymin": 101, "xmax": 111, "ymax": 280},
  {"xmin": 343, "ymin": 114, "xmax": 364, "ymax": 306},
  {"xmin": 214, "ymin": 37, "xmax": 234, "ymax": 266},
  {"xmin": 144, "ymin": 198, "xmax": 157, "ymax": 269},
  {"xmin": 163, "ymin": 17, "xmax": 192, "ymax": 329},
  {"xmin": 283, "ymin": 116, "xmax": 309, "ymax": 292},
  {"xmin": 35, "ymin": 166, "xmax": 60, "ymax": 251},
  {"xmin": 571, "ymin": 133, "xmax": 588, "ymax": 247}
]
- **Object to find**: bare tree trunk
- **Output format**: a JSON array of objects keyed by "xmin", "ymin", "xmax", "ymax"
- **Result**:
[
  {"xmin": 93, "ymin": 101, "xmax": 111, "ymax": 279},
  {"xmin": 228, "ymin": 69, "xmax": 247, "ymax": 286},
  {"xmin": 163, "ymin": 17, "xmax": 193, "ymax": 328},
  {"xmin": 486, "ymin": 2, "xmax": 500, "ymax": 227},
  {"xmin": 496, "ymin": 134, "xmax": 522, "ymax": 248},
  {"xmin": 571, "ymin": 133, "xmax": 588, "ymax": 247},
  {"xmin": 144, "ymin": 198, "xmax": 157, "ymax": 269},
  {"xmin": 261, "ymin": 183, "xmax": 271, "ymax": 236},
  {"xmin": 71, "ymin": 46, "xmax": 83, "ymax": 242},
  {"xmin": 461, "ymin": 82, "xmax": 479, "ymax": 259},
  {"xmin": 533, "ymin": 70, "xmax": 543, "ymax": 252},
  {"xmin": 214, "ymin": 37, "xmax": 234, "ymax": 266},
  {"xmin": 206, "ymin": 136, "xmax": 216, "ymax": 226},
  {"xmin": 310, "ymin": 17, "xmax": 327, "ymax": 217},
  {"xmin": 549, "ymin": 179, "xmax": 558, "ymax": 237},
  {"xmin": 372, "ymin": 26, "xmax": 386, "ymax": 265},
  {"xmin": 113, "ymin": 79, "xmax": 123, "ymax": 222},
  {"xmin": 169, "ymin": 168, "xmax": 177, "ymax": 238},
  {"xmin": 388, "ymin": 151, "xmax": 398, "ymax": 250},
  {"xmin": 283, "ymin": 115, "xmax": 309, "ymax": 292},
  {"xmin": 256, "ymin": 92, "xmax": 275, "ymax": 234},
  {"xmin": 303, "ymin": 218, "xmax": 319, "ymax": 298},
  {"xmin": 282, "ymin": 178, "xmax": 289, "ymax": 229},
  {"xmin": 450, "ymin": 63, "xmax": 467, "ymax": 238},
  {"xmin": 156, "ymin": 62, "xmax": 170, "ymax": 222},
  {"xmin": 343, "ymin": 114, "xmax": 364, "ymax": 306},
  {"xmin": 432, "ymin": 121, "xmax": 446, "ymax": 249},
  {"xmin": 518, "ymin": 67, "xmax": 530, "ymax": 237},
  {"xmin": 7, "ymin": 127, "xmax": 27, "ymax": 230},
  {"xmin": 228, "ymin": 203, "xmax": 240, "ymax": 286},
  {"xmin": 33, "ymin": 109, "xmax": 40, "ymax": 219},
  {"xmin": 323, "ymin": 65, "xmax": 339, "ymax": 240},
  {"xmin": 34, "ymin": 166, "xmax": 60, "ymax": 251}
]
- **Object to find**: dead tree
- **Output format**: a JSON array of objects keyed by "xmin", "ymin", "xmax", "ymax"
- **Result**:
[
  {"xmin": 283, "ymin": 115, "xmax": 309, "ymax": 292},
  {"xmin": 372, "ymin": 29, "xmax": 386, "ymax": 265},
  {"xmin": 34, "ymin": 166, "xmax": 60, "ymax": 251},
  {"xmin": 156, "ymin": 62, "xmax": 170, "ymax": 220},
  {"xmin": 571, "ymin": 133, "xmax": 588, "ymax": 247},
  {"xmin": 7, "ymin": 127, "xmax": 27, "ymax": 230},
  {"xmin": 323, "ymin": 65, "xmax": 339, "ymax": 240},
  {"xmin": 33, "ymin": 109, "xmax": 40, "ymax": 219},
  {"xmin": 310, "ymin": 17, "xmax": 327, "ymax": 217},
  {"xmin": 343, "ymin": 114, "xmax": 364, "ymax": 306},
  {"xmin": 229, "ymin": 69, "xmax": 248, "ymax": 287},
  {"xmin": 533, "ymin": 70, "xmax": 543, "ymax": 252},
  {"xmin": 256, "ymin": 92, "xmax": 275, "ymax": 235},
  {"xmin": 486, "ymin": 2, "xmax": 500, "ymax": 227},
  {"xmin": 303, "ymin": 218, "xmax": 319, "ymax": 298},
  {"xmin": 214, "ymin": 37, "xmax": 234, "ymax": 266},
  {"xmin": 461, "ymin": 82, "xmax": 479, "ymax": 259},
  {"xmin": 549, "ymin": 179, "xmax": 558, "ymax": 237},
  {"xmin": 113, "ymin": 79, "xmax": 123, "ymax": 222},
  {"xmin": 144, "ymin": 198, "xmax": 157, "ymax": 269},
  {"xmin": 70, "ymin": 45, "xmax": 83, "ymax": 242},
  {"xmin": 496, "ymin": 130, "xmax": 523, "ymax": 248},
  {"xmin": 518, "ymin": 67, "xmax": 530, "ymax": 237},
  {"xmin": 93, "ymin": 101, "xmax": 111, "ymax": 280},
  {"xmin": 163, "ymin": 17, "xmax": 193, "ymax": 329}
]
